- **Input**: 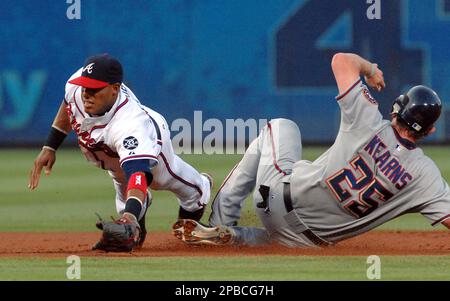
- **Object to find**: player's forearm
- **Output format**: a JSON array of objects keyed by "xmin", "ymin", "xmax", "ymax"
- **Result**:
[
  {"xmin": 123, "ymin": 162, "xmax": 153, "ymax": 206},
  {"xmin": 43, "ymin": 100, "xmax": 71, "ymax": 151},
  {"xmin": 52, "ymin": 100, "xmax": 72, "ymax": 134},
  {"xmin": 123, "ymin": 172, "xmax": 149, "ymax": 220},
  {"xmin": 332, "ymin": 53, "xmax": 377, "ymax": 94},
  {"xmin": 332, "ymin": 53, "xmax": 374, "ymax": 77},
  {"xmin": 127, "ymin": 188, "xmax": 146, "ymax": 203},
  {"xmin": 340, "ymin": 53, "xmax": 375, "ymax": 78}
]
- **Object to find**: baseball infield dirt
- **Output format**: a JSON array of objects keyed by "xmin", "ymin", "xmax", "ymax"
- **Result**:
[{"xmin": 0, "ymin": 231, "xmax": 449, "ymax": 257}]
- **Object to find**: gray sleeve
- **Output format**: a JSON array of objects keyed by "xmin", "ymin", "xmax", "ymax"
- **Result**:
[
  {"xmin": 415, "ymin": 163, "xmax": 450, "ymax": 226},
  {"xmin": 336, "ymin": 78, "xmax": 383, "ymax": 132}
]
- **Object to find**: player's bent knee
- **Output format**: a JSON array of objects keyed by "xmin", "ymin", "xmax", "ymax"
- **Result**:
[
  {"xmin": 269, "ymin": 118, "xmax": 301, "ymax": 136},
  {"xmin": 270, "ymin": 118, "xmax": 298, "ymax": 127}
]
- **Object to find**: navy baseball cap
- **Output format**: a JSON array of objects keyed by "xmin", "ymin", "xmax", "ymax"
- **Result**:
[{"xmin": 69, "ymin": 53, "xmax": 123, "ymax": 88}]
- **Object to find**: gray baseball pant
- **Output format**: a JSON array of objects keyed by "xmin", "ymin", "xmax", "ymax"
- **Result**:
[{"xmin": 208, "ymin": 118, "xmax": 313, "ymax": 247}]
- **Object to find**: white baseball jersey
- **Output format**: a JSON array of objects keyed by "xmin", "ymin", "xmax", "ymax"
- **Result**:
[
  {"xmin": 290, "ymin": 79, "xmax": 450, "ymax": 241},
  {"xmin": 64, "ymin": 68, "xmax": 211, "ymax": 213}
]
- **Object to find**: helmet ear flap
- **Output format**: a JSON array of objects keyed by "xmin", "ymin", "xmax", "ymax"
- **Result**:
[
  {"xmin": 391, "ymin": 94, "xmax": 410, "ymax": 115},
  {"xmin": 391, "ymin": 95, "xmax": 404, "ymax": 115}
]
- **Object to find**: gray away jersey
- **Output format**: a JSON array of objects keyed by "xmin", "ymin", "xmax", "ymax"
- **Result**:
[{"xmin": 290, "ymin": 79, "xmax": 450, "ymax": 242}]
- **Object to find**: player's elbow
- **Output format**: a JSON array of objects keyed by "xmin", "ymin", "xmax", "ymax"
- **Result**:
[{"xmin": 331, "ymin": 53, "xmax": 351, "ymax": 71}]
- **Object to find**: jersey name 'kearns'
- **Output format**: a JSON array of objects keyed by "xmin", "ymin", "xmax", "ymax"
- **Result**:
[{"xmin": 364, "ymin": 134, "xmax": 413, "ymax": 190}]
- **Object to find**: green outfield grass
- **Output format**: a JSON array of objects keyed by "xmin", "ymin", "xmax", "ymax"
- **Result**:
[
  {"xmin": 0, "ymin": 256, "xmax": 449, "ymax": 280},
  {"xmin": 0, "ymin": 147, "xmax": 447, "ymax": 231},
  {"xmin": 0, "ymin": 147, "xmax": 449, "ymax": 280}
]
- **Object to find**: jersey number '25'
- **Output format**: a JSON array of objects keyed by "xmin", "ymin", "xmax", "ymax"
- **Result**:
[{"xmin": 326, "ymin": 156, "xmax": 394, "ymax": 218}]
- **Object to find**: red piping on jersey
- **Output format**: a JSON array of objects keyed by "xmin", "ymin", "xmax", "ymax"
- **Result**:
[
  {"xmin": 114, "ymin": 98, "xmax": 129, "ymax": 114},
  {"xmin": 159, "ymin": 152, "xmax": 203, "ymax": 196},
  {"xmin": 336, "ymin": 79, "xmax": 362, "ymax": 101},
  {"xmin": 120, "ymin": 154, "xmax": 159, "ymax": 166},
  {"xmin": 73, "ymin": 87, "xmax": 85, "ymax": 118},
  {"xmin": 431, "ymin": 214, "xmax": 450, "ymax": 226},
  {"xmin": 89, "ymin": 98, "xmax": 129, "ymax": 134},
  {"xmin": 78, "ymin": 140, "xmax": 119, "ymax": 158},
  {"xmin": 210, "ymin": 163, "xmax": 239, "ymax": 206},
  {"xmin": 267, "ymin": 122, "xmax": 287, "ymax": 176}
]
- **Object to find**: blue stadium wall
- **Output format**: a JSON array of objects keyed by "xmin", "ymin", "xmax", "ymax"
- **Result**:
[{"xmin": 1, "ymin": 0, "xmax": 450, "ymax": 145}]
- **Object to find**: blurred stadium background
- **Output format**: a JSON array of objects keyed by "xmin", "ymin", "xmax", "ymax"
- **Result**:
[{"xmin": 1, "ymin": 0, "xmax": 450, "ymax": 147}]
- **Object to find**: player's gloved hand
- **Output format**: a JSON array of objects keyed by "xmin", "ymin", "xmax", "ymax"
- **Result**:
[
  {"xmin": 92, "ymin": 213, "xmax": 142, "ymax": 252},
  {"xmin": 28, "ymin": 147, "xmax": 56, "ymax": 190},
  {"xmin": 365, "ymin": 64, "xmax": 385, "ymax": 92}
]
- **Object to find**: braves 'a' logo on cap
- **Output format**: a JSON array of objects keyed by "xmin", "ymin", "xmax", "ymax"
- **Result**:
[
  {"xmin": 123, "ymin": 136, "xmax": 139, "ymax": 150},
  {"xmin": 82, "ymin": 63, "xmax": 95, "ymax": 74}
]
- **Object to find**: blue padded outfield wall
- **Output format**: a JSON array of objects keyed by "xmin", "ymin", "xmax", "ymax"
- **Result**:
[{"xmin": 1, "ymin": 0, "xmax": 450, "ymax": 144}]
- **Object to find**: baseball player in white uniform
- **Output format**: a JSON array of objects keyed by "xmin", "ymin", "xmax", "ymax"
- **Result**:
[
  {"xmin": 29, "ymin": 54, "xmax": 212, "ymax": 251},
  {"xmin": 173, "ymin": 52, "xmax": 450, "ymax": 248}
]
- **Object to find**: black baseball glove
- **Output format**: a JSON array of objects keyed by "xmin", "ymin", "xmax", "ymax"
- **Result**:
[{"xmin": 92, "ymin": 214, "xmax": 142, "ymax": 252}]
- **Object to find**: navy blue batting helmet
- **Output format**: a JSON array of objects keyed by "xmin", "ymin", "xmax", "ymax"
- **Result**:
[{"xmin": 391, "ymin": 85, "xmax": 442, "ymax": 134}]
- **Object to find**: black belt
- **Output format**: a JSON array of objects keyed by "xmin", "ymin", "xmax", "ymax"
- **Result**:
[{"xmin": 283, "ymin": 183, "xmax": 330, "ymax": 247}]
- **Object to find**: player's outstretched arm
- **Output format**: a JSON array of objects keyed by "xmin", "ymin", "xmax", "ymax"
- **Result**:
[
  {"xmin": 331, "ymin": 53, "xmax": 385, "ymax": 94},
  {"xmin": 121, "ymin": 160, "xmax": 154, "ymax": 220},
  {"xmin": 28, "ymin": 100, "xmax": 71, "ymax": 190}
]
